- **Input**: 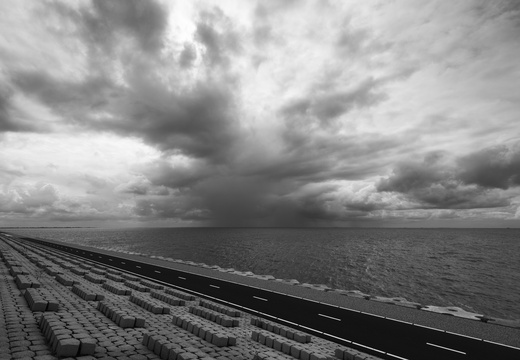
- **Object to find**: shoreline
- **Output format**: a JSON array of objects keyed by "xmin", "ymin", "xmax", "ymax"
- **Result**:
[
  {"xmin": 5, "ymin": 232, "xmax": 520, "ymax": 350},
  {"xmin": 6, "ymin": 230, "xmax": 519, "ymax": 328}
]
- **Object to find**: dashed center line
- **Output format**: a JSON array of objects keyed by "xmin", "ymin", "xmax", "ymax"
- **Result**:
[
  {"xmin": 154, "ymin": 270, "xmax": 161, "ymax": 274},
  {"xmin": 136, "ymin": 265, "xmax": 141, "ymax": 269},
  {"xmin": 253, "ymin": 296, "xmax": 269, "ymax": 302},
  {"xmin": 210, "ymin": 285, "xmax": 220, "ymax": 289},
  {"xmin": 426, "ymin": 343, "xmax": 466, "ymax": 355},
  {"xmin": 121, "ymin": 262, "xmax": 126, "ymax": 264},
  {"xmin": 178, "ymin": 276, "xmax": 186, "ymax": 280},
  {"xmin": 318, "ymin": 313, "xmax": 342, "ymax": 322}
]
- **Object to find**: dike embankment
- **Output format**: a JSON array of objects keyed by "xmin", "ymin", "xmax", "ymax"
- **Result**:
[
  {"xmin": 0, "ymin": 232, "xmax": 384, "ymax": 360},
  {"xmin": 1, "ymin": 232, "xmax": 519, "ymax": 360}
]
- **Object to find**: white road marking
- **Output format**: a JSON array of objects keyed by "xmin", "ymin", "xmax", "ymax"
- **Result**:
[
  {"xmin": 121, "ymin": 262, "xmax": 126, "ymax": 264},
  {"xmin": 210, "ymin": 285, "xmax": 220, "ymax": 289},
  {"xmin": 154, "ymin": 270, "xmax": 161, "ymax": 273},
  {"xmin": 385, "ymin": 352, "xmax": 409, "ymax": 360},
  {"xmin": 253, "ymin": 296, "xmax": 269, "ymax": 302},
  {"xmin": 426, "ymin": 343, "xmax": 466, "ymax": 355},
  {"xmin": 318, "ymin": 313, "xmax": 342, "ymax": 321},
  {"xmin": 136, "ymin": 265, "xmax": 141, "ymax": 269},
  {"xmin": 178, "ymin": 276, "xmax": 186, "ymax": 280}
]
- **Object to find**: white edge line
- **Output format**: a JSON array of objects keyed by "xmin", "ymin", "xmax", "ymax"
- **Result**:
[
  {"xmin": 445, "ymin": 331, "xmax": 482, "ymax": 341},
  {"xmin": 351, "ymin": 342, "xmax": 386, "ymax": 354},
  {"xmin": 318, "ymin": 313, "xmax": 341, "ymax": 322},
  {"xmin": 386, "ymin": 318, "xmax": 413, "ymax": 325},
  {"xmin": 426, "ymin": 342, "xmax": 466, "ymax": 355},
  {"xmin": 413, "ymin": 323, "xmax": 444, "ymax": 332},
  {"xmin": 321, "ymin": 332, "xmax": 352, "ymax": 343},
  {"xmin": 482, "ymin": 340, "xmax": 520, "ymax": 351},
  {"xmin": 385, "ymin": 352, "xmax": 409, "ymax": 360}
]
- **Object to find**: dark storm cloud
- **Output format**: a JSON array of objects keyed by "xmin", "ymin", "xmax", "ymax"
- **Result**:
[
  {"xmin": 104, "ymin": 80, "xmax": 238, "ymax": 161},
  {"xmin": 12, "ymin": 70, "xmax": 115, "ymax": 116},
  {"xmin": 0, "ymin": 86, "xmax": 14, "ymax": 131},
  {"xmin": 78, "ymin": 0, "xmax": 168, "ymax": 54},
  {"xmin": 281, "ymin": 78, "xmax": 386, "ymax": 123},
  {"xmin": 0, "ymin": 81, "xmax": 52, "ymax": 133},
  {"xmin": 140, "ymin": 159, "xmax": 212, "ymax": 189},
  {"xmin": 458, "ymin": 145, "xmax": 520, "ymax": 189},
  {"xmin": 377, "ymin": 148, "xmax": 516, "ymax": 209}
]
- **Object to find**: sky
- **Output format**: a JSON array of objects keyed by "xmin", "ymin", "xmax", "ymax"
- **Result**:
[{"xmin": 1, "ymin": 0, "xmax": 520, "ymax": 228}]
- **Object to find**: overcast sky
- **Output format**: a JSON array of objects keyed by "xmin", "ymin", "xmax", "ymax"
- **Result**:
[{"xmin": 1, "ymin": 0, "xmax": 520, "ymax": 228}]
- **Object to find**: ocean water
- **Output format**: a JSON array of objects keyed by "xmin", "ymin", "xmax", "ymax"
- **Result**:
[{"xmin": 7, "ymin": 227, "xmax": 520, "ymax": 320}]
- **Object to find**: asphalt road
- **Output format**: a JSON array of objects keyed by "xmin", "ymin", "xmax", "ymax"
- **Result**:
[{"xmin": 14, "ymin": 236, "xmax": 520, "ymax": 360}]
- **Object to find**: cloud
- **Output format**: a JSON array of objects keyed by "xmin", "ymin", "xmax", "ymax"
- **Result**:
[
  {"xmin": 179, "ymin": 42, "xmax": 197, "ymax": 68},
  {"xmin": 0, "ymin": 183, "xmax": 58, "ymax": 215},
  {"xmin": 377, "ymin": 147, "xmax": 518, "ymax": 209},
  {"xmin": 281, "ymin": 77, "xmax": 387, "ymax": 124},
  {"xmin": 62, "ymin": 0, "xmax": 169, "ymax": 55},
  {"xmin": 458, "ymin": 144, "xmax": 520, "ymax": 189},
  {"xmin": 195, "ymin": 8, "xmax": 241, "ymax": 68}
]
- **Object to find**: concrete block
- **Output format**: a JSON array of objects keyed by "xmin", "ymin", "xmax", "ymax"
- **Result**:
[
  {"xmin": 282, "ymin": 342, "xmax": 291, "ymax": 355},
  {"xmin": 258, "ymin": 333, "xmax": 266, "ymax": 345},
  {"xmin": 187, "ymin": 322, "xmax": 194, "ymax": 333},
  {"xmin": 119, "ymin": 316, "xmax": 135, "ymax": 328},
  {"xmin": 204, "ymin": 331, "xmax": 213, "ymax": 343},
  {"xmin": 32, "ymin": 300, "xmax": 48, "ymax": 312},
  {"xmin": 265, "ymin": 336, "xmax": 274, "ymax": 348},
  {"xmin": 273, "ymin": 339, "xmax": 283, "ymax": 351},
  {"xmin": 300, "ymin": 349, "xmax": 311, "ymax": 360},
  {"xmin": 310, "ymin": 354, "xmax": 328, "ymax": 360},
  {"xmin": 78, "ymin": 338, "xmax": 96, "ymax": 355},
  {"xmin": 154, "ymin": 339, "xmax": 163, "ymax": 355},
  {"xmin": 294, "ymin": 333, "xmax": 307, "ymax": 343},
  {"xmin": 228, "ymin": 336, "xmax": 236, "ymax": 346},
  {"xmin": 178, "ymin": 352, "xmax": 197, "ymax": 360},
  {"xmin": 334, "ymin": 349, "xmax": 344, "ymax": 359},
  {"xmin": 47, "ymin": 301, "xmax": 59, "ymax": 311},
  {"xmin": 147, "ymin": 336, "xmax": 157, "ymax": 351},
  {"xmin": 291, "ymin": 345, "xmax": 302, "ymax": 358},
  {"xmin": 55, "ymin": 338, "xmax": 80, "ymax": 357},
  {"xmin": 211, "ymin": 333, "xmax": 228, "ymax": 347},
  {"xmin": 161, "ymin": 343, "xmax": 175, "ymax": 359},
  {"xmin": 135, "ymin": 317, "xmax": 146, "ymax": 327},
  {"xmin": 343, "ymin": 351, "xmax": 355, "ymax": 360}
]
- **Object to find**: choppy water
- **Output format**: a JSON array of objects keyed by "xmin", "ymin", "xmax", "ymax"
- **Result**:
[{"xmin": 7, "ymin": 227, "xmax": 520, "ymax": 320}]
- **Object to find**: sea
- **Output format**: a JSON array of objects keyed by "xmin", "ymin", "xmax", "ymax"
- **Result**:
[{"xmin": 6, "ymin": 227, "xmax": 520, "ymax": 321}]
